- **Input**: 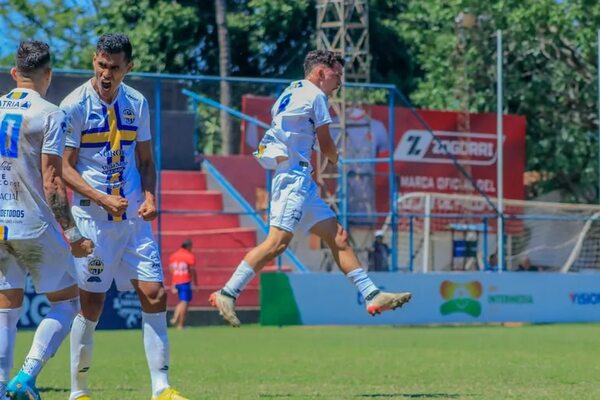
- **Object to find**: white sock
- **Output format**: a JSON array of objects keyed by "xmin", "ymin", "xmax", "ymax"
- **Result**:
[
  {"xmin": 69, "ymin": 314, "xmax": 98, "ymax": 399},
  {"xmin": 142, "ymin": 312, "xmax": 170, "ymax": 397},
  {"xmin": 346, "ymin": 268, "xmax": 380, "ymax": 301},
  {"xmin": 222, "ymin": 260, "xmax": 256, "ymax": 298},
  {"xmin": 0, "ymin": 308, "xmax": 20, "ymax": 384},
  {"xmin": 21, "ymin": 298, "xmax": 78, "ymax": 379}
]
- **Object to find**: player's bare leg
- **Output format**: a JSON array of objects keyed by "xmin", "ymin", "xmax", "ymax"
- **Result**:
[
  {"xmin": 310, "ymin": 218, "xmax": 411, "ymax": 315},
  {"xmin": 210, "ymin": 226, "xmax": 293, "ymax": 327}
]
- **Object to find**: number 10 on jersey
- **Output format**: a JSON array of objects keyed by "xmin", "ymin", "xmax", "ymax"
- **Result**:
[{"xmin": 0, "ymin": 114, "xmax": 22, "ymax": 158}]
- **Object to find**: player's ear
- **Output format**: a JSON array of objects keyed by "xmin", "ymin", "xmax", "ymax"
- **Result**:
[
  {"xmin": 9, "ymin": 67, "xmax": 18, "ymax": 82},
  {"xmin": 126, "ymin": 60, "xmax": 133, "ymax": 74}
]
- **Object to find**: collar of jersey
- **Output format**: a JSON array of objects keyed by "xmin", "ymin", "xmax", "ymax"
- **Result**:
[
  {"xmin": 86, "ymin": 79, "xmax": 123, "ymax": 106},
  {"xmin": 10, "ymin": 87, "xmax": 41, "ymax": 98},
  {"xmin": 302, "ymin": 79, "xmax": 327, "ymax": 97}
]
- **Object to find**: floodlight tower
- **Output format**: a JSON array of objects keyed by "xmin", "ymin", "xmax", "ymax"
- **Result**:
[{"xmin": 316, "ymin": 0, "xmax": 370, "ymax": 221}]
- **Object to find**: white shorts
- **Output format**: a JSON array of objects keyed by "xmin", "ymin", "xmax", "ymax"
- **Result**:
[
  {"xmin": 0, "ymin": 225, "xmax": 76, "ymax": 293},
  {"xmin": 74, "ymin": 217, "xmax": 163, "ymax": 293},
  {"xmin": 269, "ymin": 161, "xmax": 336, "ymax": 234}
]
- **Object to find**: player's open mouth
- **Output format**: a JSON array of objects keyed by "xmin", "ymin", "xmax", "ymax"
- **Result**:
[{"xmin": 101, "ymin": 81, "xmax": 111, "ymax": 91}]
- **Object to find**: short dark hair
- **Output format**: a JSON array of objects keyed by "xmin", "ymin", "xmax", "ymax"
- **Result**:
[
  {"xmin": 181, "ymin": 239, "xmax": 193, "ymax": 250},
  {"xmin": 16, "ymin": 40, "xmax": 51, "ymax": 76},
  {"xmin": 303, "ymin": 50, "xmax": 345, "ymax": 76},
  {"xmin": 96, "ymin": 33, "xmax": 133, "ymax": 61}
]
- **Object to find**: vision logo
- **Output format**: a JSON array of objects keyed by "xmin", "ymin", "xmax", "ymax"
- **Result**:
[{"xmin": 440, "ymin": 280, "xmax": 482, "ymax": 317}]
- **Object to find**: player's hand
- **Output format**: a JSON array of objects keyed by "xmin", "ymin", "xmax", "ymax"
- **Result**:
[
  {"xmin": 138, "ymin": 199, "xmax": 157, "ymax": 221},
  {"xmin": 98, "ymin": 194, "xmax": 128, "ymax": 217},
  {"xmin": 71, "ymin": 238, "xmax": 95, "ymax": 258}
]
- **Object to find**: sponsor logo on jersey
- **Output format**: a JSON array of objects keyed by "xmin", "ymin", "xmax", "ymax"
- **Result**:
[
  {"xmin": 122, "ymin": 108, "xmax": 135, "ymax": 124},
  {"xmin": 87, "ymin": 256, "xmax": 104, "ymax": 282}
]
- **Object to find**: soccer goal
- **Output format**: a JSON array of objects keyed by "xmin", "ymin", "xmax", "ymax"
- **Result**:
[{"xmin": 381, "ymin": 192, "xmax": 600, "ymax": 273}]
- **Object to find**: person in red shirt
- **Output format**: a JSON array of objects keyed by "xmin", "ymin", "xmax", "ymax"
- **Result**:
[{"xmin": 168, "ymin": 240, "xmax": 196, "ymax": 329}]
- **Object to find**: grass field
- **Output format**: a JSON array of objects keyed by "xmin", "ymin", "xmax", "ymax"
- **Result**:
[{"xmin": 11, "ymin": 323, "xmax": 600, "ymax": 399}]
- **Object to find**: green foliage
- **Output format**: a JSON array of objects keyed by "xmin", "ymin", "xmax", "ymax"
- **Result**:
[
  {"xmin": 395, "ymin": 0, "xmax": 600, "ymax": 202},
  {"xmin": 0, "ymin": 0, "xmax": 96, "ymax": 68},
  {"xmin": 95, "ymin": 0, "xmax": 201, "ymax": 73}
]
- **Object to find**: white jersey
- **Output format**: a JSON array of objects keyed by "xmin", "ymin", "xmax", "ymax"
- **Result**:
[
  {"xmin": 61, "ymin": 80, "xmax": 151, "ymax": 221},
  {"xmin": 0, "ymin": 88, "xmax": 66, "ymax": 240},
  {"xmin": 254, "ymin": 80, "xmax": 332, "ymax": 169}
]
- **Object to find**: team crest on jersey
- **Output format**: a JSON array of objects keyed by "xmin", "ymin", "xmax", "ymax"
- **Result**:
[
  {"xmin": 87, "ymin": 256, "xmax": 104, "ymax": 282},
  {"xmin": 122, "ymin": 108, "xmax": 135, "ymax": 125}
]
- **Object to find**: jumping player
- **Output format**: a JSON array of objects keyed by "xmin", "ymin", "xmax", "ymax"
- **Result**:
[{"xmin": 210, "ymin": 50, "xmax": 411, "ymax": 327}]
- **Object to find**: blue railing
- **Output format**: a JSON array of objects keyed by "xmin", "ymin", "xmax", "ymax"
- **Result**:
[{"xmin": 202, "ymin": 159, "xmax": 308, "ymax": 273}]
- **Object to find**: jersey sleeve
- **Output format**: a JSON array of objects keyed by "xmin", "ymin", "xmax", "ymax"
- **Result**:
[
  {"xmin": 60, "ymin": 99, "xmax": 84, "ymax": 148},
  {"xmin": 42, "ymin": 110, "xmax": 67, "ymax": 156},
  {"xmin": 136, "ymin": 98, "xmax": 152, "ymax": 142},
  {"xmin": 312, "ymin": 93, "xmax": 332, "ymax": 128}
]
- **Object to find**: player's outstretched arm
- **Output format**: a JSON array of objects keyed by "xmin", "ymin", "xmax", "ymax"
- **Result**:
[
  {"xmin": 316, "ymin": 124, "xmax": 339, "ymax": 165},
  {"xmin": 136, "ymin": 140, "xmax": 157, "ymax": 221},
  {"xmin": 62, "ymin": 147, "xmax": 128, "ymax": 217},
  {"xmin": 42, "ymin": 153, "xmax": 94, "ymax": 257}
]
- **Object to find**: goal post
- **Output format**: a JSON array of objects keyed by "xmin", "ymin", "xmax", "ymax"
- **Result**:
[{"xmin": 380, "ymin": 192, "xmax": 600, "ymax": 273}]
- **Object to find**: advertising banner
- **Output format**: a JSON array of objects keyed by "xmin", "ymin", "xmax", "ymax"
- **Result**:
[
  {"xmin": 18, "ymin": 277, "xmax": 142, "ymax": 330},
  {"xmin": 261, "ymin": 272, "xmax": 600, "ymax": 326},
  {"xmin": 241, "ymin": 95, "xmax": 526, "ymax": 220}
]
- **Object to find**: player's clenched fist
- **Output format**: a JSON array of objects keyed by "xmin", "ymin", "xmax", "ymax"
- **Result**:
[
  {"xmin": 70, "ymin": 238, "xmax": 95, "ymax": 258},
  {"xmin": 138, "ymin": 199, "xmax": 157, "ymax": 221},
  {"xmin": 98, "ymin": 194, "xmax": 128, "ymax": 217}
]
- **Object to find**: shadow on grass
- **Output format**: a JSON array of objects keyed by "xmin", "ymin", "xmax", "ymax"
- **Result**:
[{"xmin": 39, "ymin": 387, "xmax": 137, "ymax": 394}]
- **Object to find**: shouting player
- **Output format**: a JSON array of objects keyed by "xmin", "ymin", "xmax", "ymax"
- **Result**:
[{"xmin": 60, "ymin": 33, "xmax": 187, "ymax": 400}]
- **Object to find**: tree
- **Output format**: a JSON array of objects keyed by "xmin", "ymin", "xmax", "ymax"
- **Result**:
[
  {"xmin": 394, "ymin": 0, "xmax": 600, "ymax": 203},
  {"xmin": 215, "ymin": 0, "xmax": 234, "ymax": 154},
  {"xmin": 0, "ymin": 0, "xmax": 97, "ymax": 68}
]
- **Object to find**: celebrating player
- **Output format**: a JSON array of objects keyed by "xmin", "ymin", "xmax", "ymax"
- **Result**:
[
  {"xmin": 0, "ymin": 40, "xmax": 94, "ymax": 400},
  {"xmin": 210, "ymin": 50, "xmax": 412, "ymax": 327},
  {"xmin": 60, "ymin": 33, "xmax": 187, "ymax": 400}
]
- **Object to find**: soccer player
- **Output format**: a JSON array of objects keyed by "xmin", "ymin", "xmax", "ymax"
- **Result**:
[
  {"xmin": 167, "ymin": 240, "xmax": 197, "ymax": 329},
  {"xmin": 209, "ymin": 50, "xmax": 412, "ymax": 327},
  {"xmin": 0, "ymin": 40, "xmax": 94, "ymax": 400},
  {"xmin": 60, "ymin": 33, "xmax": 187, "ymax": 400}
]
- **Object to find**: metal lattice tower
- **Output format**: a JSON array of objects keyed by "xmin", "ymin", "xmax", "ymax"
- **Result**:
[{"xmin": 316, "ymin": 0, "xmax": 370, "ymax": 219}]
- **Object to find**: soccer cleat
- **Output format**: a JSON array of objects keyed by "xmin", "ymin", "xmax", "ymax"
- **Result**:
[
  {"xmin": 152, "ymin": 387, "xmax": 189, "ymax": 400},
  {"xmin": 366, "ymin": 291, "xmax": 412, "ymax": 316},
  {"xmin": 72, "ymin": 395, "xmax": 92, "ymax": 400},
  {"xmin": 208, "ymin": 290, "xmax": 241, "ymax": 327},
  {"xmin": 6, "ymin": 371, "xmax": 40, "ymax": 400}
]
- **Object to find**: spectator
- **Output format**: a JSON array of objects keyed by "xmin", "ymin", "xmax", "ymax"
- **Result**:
[
  {"xmin": 516, "ymin": 256, "xmax": 539, "ymax": 272},
  {"xmin": 368, "ymin": 230, "xmax": 390, "ymax": 271},
  {"xmin": 168, "ymin": 240, "xmax": 197, "ymax": 329},
  {"xmin": 485, "ymin": 253, "xmax": 498, "ymax": 272}
]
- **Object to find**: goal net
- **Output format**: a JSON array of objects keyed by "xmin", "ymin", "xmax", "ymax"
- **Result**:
[{"xmin": 383, "ymin": 192, "xmax": 600, "ymax": 272}]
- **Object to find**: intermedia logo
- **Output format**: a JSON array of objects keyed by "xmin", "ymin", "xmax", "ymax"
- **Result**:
[{"xmin": 394, "ymin": 130, "xmax": 498, "ymax": 166}]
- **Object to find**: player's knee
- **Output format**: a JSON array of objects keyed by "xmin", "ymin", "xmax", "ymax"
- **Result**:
[
  {"xmin": 80, "ymin": 294, "xmax": 105, "ymax": 321},
  {"xmin": 334, "ymin": 227, "xmax": 350, "ymax": 250},
  {"xmin": 142, "ymin": 285, "xmax": 167, "ymax": 308},
  {"xmin": 48, "ymin": 297, "xmax": 79, "ymax": 321}
]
